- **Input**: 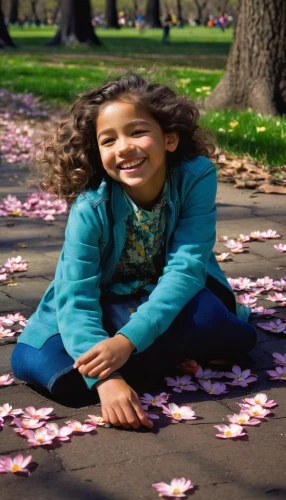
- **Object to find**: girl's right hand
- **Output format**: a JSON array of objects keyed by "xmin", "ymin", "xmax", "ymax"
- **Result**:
[{"xmin": 96, "ymin": 375, "xmax": 154, "ymax": 430}]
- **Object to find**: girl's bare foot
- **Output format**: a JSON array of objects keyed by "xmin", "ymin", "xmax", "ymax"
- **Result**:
[{"xmin": 176, "ymin": 359, "xmax": 199, "ymax": 375}]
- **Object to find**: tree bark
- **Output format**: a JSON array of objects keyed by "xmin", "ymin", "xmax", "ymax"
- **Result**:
[
  {"xmin": 105, "ymin": 0, "xmax": 119, "ymax": 29},
  {"xmin": 0, "ymin": 0, "xmax": 15, "ymax": 47},
  {"xmin": 47, "ymin": 0, "xmax": 101, "ymax": 46},
  {"xmin": 145, "ymin": 0, "xmax": 161, "ymax": 28},
  {"xmin": 31, "ymin": 0, "xmax": 41, "ymax": 26},
  {"xmin": 177, "ymin": 0, "xmax": 183, "ymax": 25},
  {"xmin": 9, "ymin": 0, "xmax": 18, "ymax": 24},
  {"xmin": 194, "ymin": 0, "xmax": 208, "ymax": 23},
  {"xmin": 205, "ymin": 0, "xmax": 286, "ymax": 115},
  {"xmin": 52, "ymin": 2, "xmax": 60, "ymax": 24}
]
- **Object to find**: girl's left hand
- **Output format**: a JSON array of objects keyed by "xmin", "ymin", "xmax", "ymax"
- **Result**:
[{"xmin": 73, "ymin": 335, "xmax": 135, "ymax": 379}]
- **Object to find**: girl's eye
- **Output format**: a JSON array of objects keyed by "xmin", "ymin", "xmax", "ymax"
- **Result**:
[
  {"xmin": 101, "ymin": 138, "xmax": 115, "ymax": 145},
  {"xmin": 132, "ymin": 130, "xmax": 148, "ymax": 136}
]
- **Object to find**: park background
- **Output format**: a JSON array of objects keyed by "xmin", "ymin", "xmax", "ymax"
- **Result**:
[{"xmin": 0, "ymin": 0, "xmax": 285, "ymax": 185}]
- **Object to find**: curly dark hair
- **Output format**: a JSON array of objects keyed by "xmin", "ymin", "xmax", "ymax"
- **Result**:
[{"xmin": 35, "ymin": 72, "xmax": 216, "ymax": 205}]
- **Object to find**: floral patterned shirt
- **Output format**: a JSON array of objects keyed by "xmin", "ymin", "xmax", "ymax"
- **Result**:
[{"xmin": 108, "ymin": 182, "xmax": 167, "ymax": 295}]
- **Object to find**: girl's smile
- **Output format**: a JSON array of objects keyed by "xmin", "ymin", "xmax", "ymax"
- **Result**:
[{"xmin": 96, "ymin": 101, "xmax": 178, "ymax": 208}]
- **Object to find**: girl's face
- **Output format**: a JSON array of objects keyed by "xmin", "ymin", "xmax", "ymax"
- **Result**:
[{"xmin": 96, "ymin": 101, "xmax": 178, "ymax": 206}]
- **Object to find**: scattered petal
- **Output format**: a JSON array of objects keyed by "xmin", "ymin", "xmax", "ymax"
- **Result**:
[
  {"xmin": 242, "ymin": 393, "xmax": 278, "ymax": 408},
  {"xmin": 23, "ymin": 406, "xmax": 54, "ymax": 420},
  {"xmin": 243, "ymin": 404, "xmax": 271, "ymax": 419},
  {"xmin": 216, "ymin": 252, "xmax": 232, "ymax": 262},
  {"xmin": 199, "ymin": 380, "xmax": 227, "ymax": 395},
  {"xmin": 0, "ymin": 454, "xmax": 32, "ymax": 476},
  {"xmin": 260, "ymin": 230, "xmax": 281, "ymax": 239},
  {"xmin": 251, "ymin": 306, "xmax": 277, "ymax": 316},
  {"xmin": 0, "ymin": 374, "xmax": 14, "ymax": 386},
  {"xmin": 164, "ymin": 375, "xmax": 199, "ymax": 393},
  {"xmin": 214, "ymin": 423, "xmax": 247, "ymax": 439},
  {"xmin": 266, "ymin": 292, "xmax": 286, "ymax": 302},
  {"xmin": 272, "ymin": 352, "xmax": 286, "ymax": 366},
  {"xmin": 65, "ymin": 420, "xmax": 96, "ymax": 434},
  {"xmin": 152, "ymin": 477, "xmax": 193, "ymax": 498},
  {"xmin": 267, "ymin": 366, "xmax": 286, "ymax": 381},
  {"xmin": 274, "ymin": 244, "xmax": 286, "ymax": 253},
  {"xmin": 236, "ymin": 293, "xmax": 257, "ymax": 306},
  {"xmin": 24, "ymin": 427, "xmax": 55, "ymax": 446},
  {"xmin": 161, "ymin": 403, "xmax": 197, "ymax": 422},
  {"xmin": 227, "ymin": 413, "xmax": 260, "ymax": 426},
  {"xmin": 140, "ymin": 392, "xmax": 170, "ymax": 407},
  {"xmin": 224, "ymin": 365, "xmax": 258, "ymax": 387},
  {"xmin": 85, "ymin": 415, "xmax": 110, "ymax": 427},
  {"xmin": 257, "ymin": 319, "xmax": 286, "ymax": 333}
]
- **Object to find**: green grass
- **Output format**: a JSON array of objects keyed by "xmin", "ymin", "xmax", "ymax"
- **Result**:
[
  {"xmin": 0, "ymin": 54, "xmax": 222, "ymax": 103},
  {"xmin": 1, "ymin": 26, "xmax": 285, "ymax": 167},
  {"xmin": 201, "ymin": 111, "xmax": 286, "ymax": 166},
  {"xmin": 9, "ymin": 25, "xmax": 232, "ymax": 58}
]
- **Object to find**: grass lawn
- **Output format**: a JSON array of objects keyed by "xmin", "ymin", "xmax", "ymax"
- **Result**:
[{"xmin": 0, "ymin": 26, "xmax": 285, "ymax": 167}]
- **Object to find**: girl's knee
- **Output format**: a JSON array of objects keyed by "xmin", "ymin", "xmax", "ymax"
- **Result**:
[{"xmin": 11, "ymin": 343, "xmax": 27, "ymax": 380}]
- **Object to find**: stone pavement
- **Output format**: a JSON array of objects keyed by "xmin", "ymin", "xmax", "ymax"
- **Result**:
[{"xmin": 0, "ymin": 163, "xmax": 286, "ymax": 500}]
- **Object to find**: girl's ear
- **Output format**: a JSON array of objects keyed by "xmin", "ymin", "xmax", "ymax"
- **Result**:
[{"xmin": 165, "ymin": 132, "xmax": 179, "ymax": 152}]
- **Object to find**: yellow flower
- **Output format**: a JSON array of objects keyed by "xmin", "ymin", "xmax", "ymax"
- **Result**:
[
  {"xmin": 179, "ymin": 78, "xmax": 191, "ymax": 86},
  {"xmin": 201, "ymin": 86, "xmax": 211, "ymax": 91},
  {"xmin": 256, "ymin": 126, "xmax": 266, "ymax": 132},
  {"xmin": 229, "ymin": 121, "xmax": 239, "ymax": 128},
  {"xmin": 195, "ymin": 88, "xmax": 202, "ymax": 93}
]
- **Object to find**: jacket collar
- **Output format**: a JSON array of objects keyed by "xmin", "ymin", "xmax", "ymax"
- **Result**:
[{"xmin": 110, "ymin": 168, "xmax": 178, "ymax": 224}]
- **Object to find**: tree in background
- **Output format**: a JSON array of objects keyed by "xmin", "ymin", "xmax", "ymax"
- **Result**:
[
  {"xmin": 31, "ymin": 0, "xmax": 41, "ymax": 25},
  {"xmin": 193, "ymin": 0, "xmax": 207, "ymax": 23},
  {"xmin": 47, "ymin": 0, "xmax": 101, "ymax": 45},
  {"xmin": 0, "ymin": 0, "xmax": 15, "ymax": 46},
  {"xmin": 105, "ymin": 0, "xmax": 119, "ymax": 28},
  {"xmin": 177, "ymin": 0, "xmax": 183, "ymax": 26},
  {"xmin": 9, "ymin": 0, "xmax": 18, "ymax": 23},
  {"xmin": 145, "ymin": 0, "xmax": 161, "ymax": 28},
  {"xmin": 205, "ymin": 0, "xmax": 286, "ymax": 115}
]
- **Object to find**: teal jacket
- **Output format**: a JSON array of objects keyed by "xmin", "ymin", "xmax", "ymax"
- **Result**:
[{"xmin": 18, "ymin": 156, "xmax": 250, "ymax": 389}]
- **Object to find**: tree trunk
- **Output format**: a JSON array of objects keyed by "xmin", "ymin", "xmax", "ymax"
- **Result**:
[
  {"xmin": 218, "ymin": 0, "xmax": 230, "ymax": 14},
  {"xmin": 52, "ymin": 2, "xmax": 60, "ymax": 24},
  {"xmin": 31, "ymin": 0, "xmax": 41, "ymax": 26},
  {"xmin": 205, "ymin": 0, "xmax": 286, "ymax": 115},
  {"xmin": 9, "ymin": 0, "xmax": 18, "ymax": 24},
  {"xmin": 105, "ymin": 0, "xmax": 119, "ymax": 28},
  {"xmin": 47, "ymin": 0, "xmax": 101, "ymax": 46},
  {"xmin": 0, "ymin": 0, "xmax": 15, "ymax": 47},
  {"xmin": 133, "ymin": 0, "xmax": 138, "ymax": 16},
  {"xmin": 145, "ymin": 0, "xmax": 161, "ymax": 28},
  {"xmin": 194, "ymin": 0, "xmax": 207, "ymax": 23},
  {"xmin": 177, "ymin": 0, "xmax": 183, "ymax": 26}
]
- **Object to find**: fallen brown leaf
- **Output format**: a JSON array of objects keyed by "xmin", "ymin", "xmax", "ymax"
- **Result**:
[
  {"xmin": 217, "ymin": 151, "xmax": 286, "ymax": 194},
  {"xmin": 256, "ymin": 184, "xmax": 286, "ymax": 194}
]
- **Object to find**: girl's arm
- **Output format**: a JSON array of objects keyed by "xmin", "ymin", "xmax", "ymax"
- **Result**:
[{"xmin": 54, "ymin": 195, "xmax": 115, "ymax": 389}]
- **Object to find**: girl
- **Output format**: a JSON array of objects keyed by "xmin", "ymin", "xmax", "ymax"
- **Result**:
[{"xmin": 11, "ymin": 73, "xmax": 257, "ymax": 430}]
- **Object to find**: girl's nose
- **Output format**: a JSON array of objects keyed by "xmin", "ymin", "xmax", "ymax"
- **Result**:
[{"xmin": 117, "ymin": 140, "xmax": 135, "ymax": 155}]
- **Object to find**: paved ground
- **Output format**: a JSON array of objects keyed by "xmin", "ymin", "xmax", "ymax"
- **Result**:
[{"xmin": 0, "ymin": 163, "xmax": 286, "ymax": 500}]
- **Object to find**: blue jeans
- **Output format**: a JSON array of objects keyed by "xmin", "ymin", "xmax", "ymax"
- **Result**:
[{"xmin": 11, "ymin": 288, "xmax": 257, "ymax": 395}]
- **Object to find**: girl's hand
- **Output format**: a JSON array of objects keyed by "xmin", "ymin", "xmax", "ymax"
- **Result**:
[
  {"xmin": 73, "ymin": 335, "xmax": 135, "ymax": 379},
  {"xmin": 96, "ymin": 375, "xmax": 154, "ymax": 430}
]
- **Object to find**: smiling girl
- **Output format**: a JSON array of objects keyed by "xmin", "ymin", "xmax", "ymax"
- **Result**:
[{"xmin": 11, "ymin": 73, "xmax": 256, "ymax": 429}]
